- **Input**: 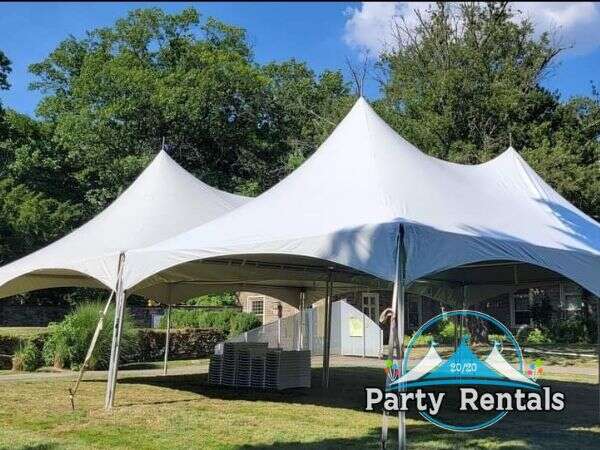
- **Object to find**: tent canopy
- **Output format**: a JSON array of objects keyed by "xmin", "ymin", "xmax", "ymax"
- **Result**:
[
  {"xmin": 0, "ymin": 151, "xmax": 248, "ymax": 299},
  {"xmin": 123, "ymin": 98, "xmax": 600, "ymax": 298}
]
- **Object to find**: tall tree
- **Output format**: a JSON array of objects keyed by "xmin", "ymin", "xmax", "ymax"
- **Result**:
[
  {"xmin": 0, "ymin": 8, "xmax": 351, "ymax": 265},
  {"xmin": 29, "ymin": 8, "xmax": 351, "ymax": 205},
  {"xmin": 0, "ymin": 50, "xmax": 12, "ymax": 141},
  {"xmin": 378, "ymin": 2, "xmax": 599, "ymax": 217}
]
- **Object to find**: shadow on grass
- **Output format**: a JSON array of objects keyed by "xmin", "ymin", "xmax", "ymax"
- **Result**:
[
  {"xmin": 2, "ymin": 445, "xmax": 59, "ymax": 450},
  {"xmin": 120, "ymin": 365, "xmax": 600, "ymax": 449}
]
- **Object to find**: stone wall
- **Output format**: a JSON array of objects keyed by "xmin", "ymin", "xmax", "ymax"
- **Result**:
[
  {"xmin": 136, "ymin": 328, "xmax": 225, "ymax": 362},
  {"xmin": 0, "ymin": 304, "xmax": 70, "ymax": 327}
]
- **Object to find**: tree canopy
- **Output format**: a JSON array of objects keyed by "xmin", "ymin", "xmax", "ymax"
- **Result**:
[
  {"xmin": 0, "ymin": 8, "xmax": 352, "ymax": 268},
  {"xmin": 377, "ymin": 1, "xmax": 599, "ymax": 217}
]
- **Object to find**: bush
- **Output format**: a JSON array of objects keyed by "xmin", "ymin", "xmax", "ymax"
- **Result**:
[
  {"xmin": 551, "ymin": 317, "xmax": 588, "ymax": 343},
  {"xmin": 160, "ymin": 309, "xmax": 260, "ymax": 337},
  {"xmin": 404, "ymin": 333, "xmax": 433, "ymax": 346},
  {"xmin": 12, "ymin": 340, "xmax": 42, "ymax": 371},
  {"xmin": 43, "ymin": 302, "xmax": 139, "ymax": 370},
  {"xmin": 525, "ymin": 328, "xmax": 552, "ymax": 345},
  {"xmin": 435, "ymin": 320, "xmax": 457, "ymax": 344},
  {"xmin": 185, "ymin": 292, "xmax": 237, "ymax": 306},
  {"xmin": 229, "ymin": 313, "xmax": 262, "ymax": 337},
  {"xmin": 487, "ymin": 334, "xmax": 507, "ymax": 344}
]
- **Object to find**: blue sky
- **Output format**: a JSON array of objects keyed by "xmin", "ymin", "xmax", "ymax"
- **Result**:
[{"xmin": 1, "ymin": 2, "xmax": 599, "ymax": 116}]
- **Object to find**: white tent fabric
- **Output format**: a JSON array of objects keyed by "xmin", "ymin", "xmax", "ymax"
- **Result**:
[
  {"xmin": 0, "ymin": 151, "xmax": 248, "ymax": 298},
  {"xmin": 124, "ymin": 98, "xmax": 600, "ymax": 297}
]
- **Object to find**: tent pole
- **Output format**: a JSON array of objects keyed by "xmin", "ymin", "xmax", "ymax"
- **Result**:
[
  {"xmin": 380, "ymin": 227, "xmax": 405, "ymax": 450},
  {"xmin": 321, "ymin": 278, "xmax": 329, "ymax": 386},
  {"xmin": 322, "ymin": 270, "xmax": 334, "ymax": 387},
  {"xmin": 68, "ymin": 289, "xmax": 115, "ymax": 410},
  {"xmin": 397, "ymin": 279, "xmax": 407, "ymax": 450},
  {"xmin": 105, "ymin": 252, "xmax": 127, "ymax": 410},
  {"xmin": 361, "ymin": 286, "xmax": 366, "ymax": 358},
  {"xmin": 163, "ymin": 304, "xmax": 172, "ymax": 376},
  {"xmin": 327, "ymin": 273, "xmax": 334, "ymax": 385},
  {"xmin": 597, "ymin": 299, "xmax": 599, "ymax": 423}
]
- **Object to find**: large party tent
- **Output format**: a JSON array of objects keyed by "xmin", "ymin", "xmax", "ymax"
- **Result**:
[
  {"xmin": 123, "ymin": 98, "xmax": 600, "ymax": 299},
  {"xmin": 0, "ymin": 150, "xmax": 249, "ymax": 300},
  {"xmin": 119, "ymin": 97, "xmax": 600, "ymax": 447}
]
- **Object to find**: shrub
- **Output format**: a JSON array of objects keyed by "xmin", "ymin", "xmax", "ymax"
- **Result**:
[
  {"xmin": 43, "ymin": 302, "xmax": 139, "ymax": 370},
  {"xmin": 12, "ymin": 340, "xmax": 42, "ymax": 371},
  {"xmin": 160, "ymin": 309, "xmax": 260, "ymax": 337},
  {"xmin": 551, "ymin": 317, "xmax": 588, "ymax": 343},
  {"xmin": 404, "ymin": 333, "xmax": 434, "ymax": 346},
  {"xmin": 185, "ymin": 292, "xmax": 237, "ymax": 306},
  {"xmin": 487, "ymin": 334, "xmax": 507, "ymax": 344},
  {"xmin": 525, "ymin": 328, "xmax": 552, "ymax": 345},
  {"xmin": 229, "ymin": 313, "xmax": 262, "ymax": 337},
  {"xmin": 435, "ymin": 320, "xmax": 457, "ymax": 344}
]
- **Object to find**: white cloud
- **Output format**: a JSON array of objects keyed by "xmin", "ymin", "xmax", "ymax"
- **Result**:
[
  {"xmin": 344, "ymin": 2, "xmax": 600, "ymax": 56},
  {"xmin": 515, "ymin": 2, "xmax": 600, "ymax": 54},
  {"xmin": 343, "ymin": 2, "xmax": 430, "ymax": 55}
]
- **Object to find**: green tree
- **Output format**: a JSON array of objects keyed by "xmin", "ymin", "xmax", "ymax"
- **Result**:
[
  {"xmin": 377, "ymin": 2, "xmax": 599, "ymax": 217},
  {"xmin": 0, "ymin": 8, "xmax": 351, "ymax": 268},
  {"xmin": 0, "ymin": 111, "xmax": 80, "ymax": 265},
  {"xmin": 0, "ymin": 50, "xmax": 12, "ymax": 142},
  {"xmin": 29, "ymin": 7, "xmax": 351, "ymax": 204}
]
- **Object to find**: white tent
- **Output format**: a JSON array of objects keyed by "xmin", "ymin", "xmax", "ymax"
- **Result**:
[
  {"xmin": 124, "ymin": 98, "xmax": 600, "ymax": 298},
  {"xmin": 0, "ymin": 150, "xmax": 249, "ymax": 300},
  {"xmin": 118, "ymin": 97, "xmax": 600, "ymax": 447}
]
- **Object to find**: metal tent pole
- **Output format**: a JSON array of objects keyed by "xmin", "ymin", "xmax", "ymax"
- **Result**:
[
  {"xmin": 380, "ymin": 227, "xmax": 406, "ymax": 450},
  {"xmin": 105, "ymin": 252, "xmax": 127, "ymax": 410},
  {"xmin": 68, "ymin": 289, "xmax": 115, "ymax": 410},
  {"xmin": 597, "ymin": 299, "xmax": 599, "ymax": 423},
  {"xmin": 397, "ymin": 279, "xmax": 407, "ymax": 450},
  {"xmin": 163, "ymin": 304, "xmax": 172, "ymax": 376},
  {"xmin": 322, "ymin": 270, "xmax": 334, "ymax": 387},
  {"xmin": 361, "ymin": 287, "xmax": 366, "ymax": 358}
]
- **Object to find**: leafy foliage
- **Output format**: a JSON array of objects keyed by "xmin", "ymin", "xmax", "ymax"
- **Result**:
[
  {"xmin": 159, "ymin": 308, "xmax": 261, "ymax": 337},
  {"xmin": 0, "ymin": 8, "xmax": 351, "ymax": 270},
  {"xmin": 42, "ymin": 302, "xmax": 138, "ymax": 370},
  {"xmin": 377, "ymin": 1, "xmax": 600, "ymax": 218},
  {"xmin": 525, "ymin": 328, "xmax": 552, "ymax": 345},
  {"xmin": 11, "ymin": 339, "xmax": 42, "ymax": 371},
  {"xmin": 185, "ymin": 292, "xmax": 237, "ymax": 306}
]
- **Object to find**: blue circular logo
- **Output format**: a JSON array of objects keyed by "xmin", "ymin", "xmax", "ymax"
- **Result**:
[{"xmin": 396, "ymin": 310, "xmax": 528, "ymax": 432}]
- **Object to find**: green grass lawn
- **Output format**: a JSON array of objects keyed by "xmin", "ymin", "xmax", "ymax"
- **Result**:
[
  {"xmin": 0, "ymin": 327, "xmax": 47, "ymax": 337},
  {"xmin": 0, "ymin": 357, "xmax": 598, "ymax": 450}
]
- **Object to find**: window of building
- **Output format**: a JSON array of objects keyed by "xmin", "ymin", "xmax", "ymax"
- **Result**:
[
  {"xmin": 407, "ymin": 295, "xmax": 419, "ymax": 329},
  {"xmin": 249, "ymin": 297, "xmax": 264, "ymax": 322},
  {"xmin": 513, "ymin": 290, "xmax": 531, "ymax": 326},
  {"xmin": 561, "ymin": 283, "xmax": 582, "ymax": 320}
]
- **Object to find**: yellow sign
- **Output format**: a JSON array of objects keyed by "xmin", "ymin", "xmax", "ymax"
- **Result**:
[{"xmin": 349, "ymin": 317, "xmax": 363, "ymax": 337}]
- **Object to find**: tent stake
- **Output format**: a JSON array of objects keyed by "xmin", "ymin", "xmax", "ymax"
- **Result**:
[
  {"xmin": 163, "ymin": 304, "xmax": 172, "ymax": 376},
  {"xmin": 68, "ymin": 289, "xmax": 115, "ymax": 410}
]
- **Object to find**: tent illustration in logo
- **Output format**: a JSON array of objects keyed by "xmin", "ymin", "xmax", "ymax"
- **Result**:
[{"xmin": 388, "ymin": 338, "xmax": 539, "ymax": 391}]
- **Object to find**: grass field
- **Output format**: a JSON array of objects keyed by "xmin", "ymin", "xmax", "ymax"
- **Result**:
[
  {"xmin": 0, "ymin": 356, "xmax": 598, "ymax": 450},
  {"xmin": 0, "ymin": 327, "xmax": 47, "ymax": 337}
]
